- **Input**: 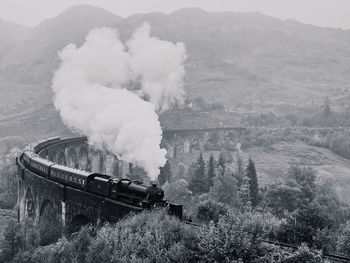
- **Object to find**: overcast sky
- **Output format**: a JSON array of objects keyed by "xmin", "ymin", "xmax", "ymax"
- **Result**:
[{"xmin": 1, "ymin": 0, "xmax": 350, "ymax": 29}]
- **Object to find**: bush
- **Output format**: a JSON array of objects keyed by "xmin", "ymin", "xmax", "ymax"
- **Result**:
[
  {"xmin": 85, "ymin": 210, "xmax": 199, "ymax": 263},
  {"xmin": 281, "ymin": 244, "xmax": 324, "ymax": 263},
  {"xmin": 163, "ymin": 179, "xmax": 192, "ymax": 208},
  {"xmin": 337, "ymin": 220, "xmax": 350, "ymax": 255},
  {"xmin": 195, "ymin": 199, "xmax": 228, "ymax": 223},
  {"xmin": 197, "ymin": 209, "xmax": 281, "ymax": 262},
  {"xmin": 209, "ymin": 171, "xmax": 238, "ymax": 207}
]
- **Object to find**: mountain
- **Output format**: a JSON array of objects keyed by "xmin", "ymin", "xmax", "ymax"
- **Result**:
[
  {"xmin": 0, "ymin": 5, "xmax": 122, "ymax": 143},
  {"xmin": 0, "ymin": 18, "xmax": 29, "ymax": 62},
  {"xmin": 117, "ymin": 8, "xmax": 350, "ymax": 112},
  {"xmin": 0, "ymin": 5, "xmax": 122, "ymax": 84},
  {"xmin": 1, "ymin": 5, "xmax": 350, "ymax": 141},
  {"xmin": 2, "ymin": 6, "xmax": 350, "ymax": 112}
]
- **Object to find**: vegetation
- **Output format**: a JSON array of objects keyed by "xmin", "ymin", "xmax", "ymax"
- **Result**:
[
  {"xmin": 2, "ymin": 149, "xmax": 350, "ymax": 262},
  {"xmin": 246, "ymin": 157, "xmax": 258, "ymax": 207},
  {"xmin": 188, "ymin": 153, "xmax": 208, "ymax": 195},
  {"xmin": 0, "ymin": 147, "xmax": 21, "ymax": 209},
  {"xmin": 1, "ymin": 207, "xmax": 333, "ymax": 263},
  {"xmin": 158, "ymin": 160, "xmax": 172, "ymax": 186},
  {"xmin": 207, "ymin": 153, "xmax": 215, "ymax": 188}
]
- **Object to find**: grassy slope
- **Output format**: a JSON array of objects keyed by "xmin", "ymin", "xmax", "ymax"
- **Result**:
[{"xmin": 171, "ymin": 141, "xmax": 350, "ymax": 203}]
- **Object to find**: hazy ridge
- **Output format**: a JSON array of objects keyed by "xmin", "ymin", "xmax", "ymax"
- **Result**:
[{"xmin": 1, "ymin": 6, "xmax": 350, "ymax": 114}]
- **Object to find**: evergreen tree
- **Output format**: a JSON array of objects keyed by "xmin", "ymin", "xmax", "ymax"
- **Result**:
[
  {"xmin": 175, "ymin": 163, "xmax": 186, "ymax": 181},
  {"xmin": 158, "ymin": 160, "xmax": 172, "ymax": 186},
  {"xmin": 323, "ymin": 96, "xmax": 331, "ymax": 117},
  {"xmin": 210, "ymin": 167, "xmax": 238, "ymax": 207},
  {"xmin": 1, "ymin": 220, "xmax": 21, "ymax": 261},
  {"xmin": 217, "ymin": 152, "xmax": 226, "ymax": 175},
  {"xmin": 235, "ymin": 156, "xmax": 244, "ymax": 187},
  {"xmin": 207, "ymin": 154, "xmax": 215, "ymax": 188},
  {"xmin": 189, "ymin": 153, "xmax": 208, "ymax": 194},
  {"xmin": 246, "ymin": 157, "xmax": 259, "ymax": 207}
]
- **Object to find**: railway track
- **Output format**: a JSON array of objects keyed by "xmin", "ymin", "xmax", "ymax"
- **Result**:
[
  {"xmin": 265, "ymin": 240, "xmax": 350, "ymax": 262},
  {"xmin": 184, "ymin": 220, "xmax": 350, "ymax": 262}
]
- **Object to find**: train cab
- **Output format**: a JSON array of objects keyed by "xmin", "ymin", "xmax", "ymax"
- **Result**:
[{"xmin": 110, "ymin": 178, "xmax": 165, "ymax": 207}]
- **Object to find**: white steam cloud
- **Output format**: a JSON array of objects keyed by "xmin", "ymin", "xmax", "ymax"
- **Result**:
[{"xmin": 52, "ymin": 24, "xmax": 186, "ymax": 180}]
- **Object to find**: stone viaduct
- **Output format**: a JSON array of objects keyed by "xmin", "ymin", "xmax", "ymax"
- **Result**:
[
  {"xmin": 162, "ymin": 127, "xmax": 245, "ymax": 158},
  {"xmin": 17, "ymin": 137, "xmax": 140, "ymax": 234},
  {"xmin": 17, "ymin": 127, "xmax": 244, "ymax": 233}
]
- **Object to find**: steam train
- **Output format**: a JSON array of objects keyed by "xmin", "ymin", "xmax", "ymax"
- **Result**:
[{"xmin": 20, "ymin": 150, "xmax": 169, "ymax": 210}]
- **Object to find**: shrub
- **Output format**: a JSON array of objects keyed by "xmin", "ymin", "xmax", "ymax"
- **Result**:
[
  {"xmin": 281, "ymin": 244, "xmax": 324, "ymax": 263},
  {"xmin": 195, "ymin": 199, "xmax": 228, "ymax": 223},
  {"xmin": 163, "ymin": 179, "xmax": 192, "ymax": 208},
  {"xmin": 197, "ymin": 209, "xmax": 281, "ymax": 262}
]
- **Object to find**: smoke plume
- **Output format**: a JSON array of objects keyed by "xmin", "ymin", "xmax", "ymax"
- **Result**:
[{"xmin": 52, "ymin": 24, "xmax": 186, "ymax": 180}]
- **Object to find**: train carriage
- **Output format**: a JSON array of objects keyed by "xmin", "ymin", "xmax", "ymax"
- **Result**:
[
  {"xmin": 21, "ymin": 150, "xmax": 36, "ymax": 166},
  {"xmin": 30, "ymin": 156, "xmax": 55, "ymax": 177},
  {"xmin": 49, "ymin": 164, "xmax": 90, "ymax": 190}
]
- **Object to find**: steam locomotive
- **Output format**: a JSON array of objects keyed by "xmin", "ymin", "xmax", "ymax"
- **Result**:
[{"xmin": 20, "ymin": 150, "xmax": 167, "ymax": 209}]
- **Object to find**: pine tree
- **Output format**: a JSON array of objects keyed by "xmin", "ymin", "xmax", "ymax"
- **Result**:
[
  {"xmin": 235, "ymin": 156, "xmax": 244, "ymax": 187},
  {"xmin": 238, "ymin": 175, "xmax": 251, "ymax": 210},
  {"xmin": 158, "ymin": 160, "xmax": 172, "ymax": 186},
  {"xmin": 323, "ymin": 97, "xmax": 331, "ymax": 117},
  {"xmin": 189, "ymin": 153, "xmax": 208, "ymax": 194},
  {"xmin": 246, "ymin": 157, "xmax": 259, "ymax": 207},
  {"xmin": 207, "ymin": 154, "xmax": 215, "ymax": 188},
  {"xmin": 217, "ymin": 152, "xmax": 226, "ymax": 175},
  {"xmin": 2, "ymin": 220, "xmax": 21, "ymax": 261}
]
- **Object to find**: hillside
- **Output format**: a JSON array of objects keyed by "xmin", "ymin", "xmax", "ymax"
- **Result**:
[
  {"xmin": 0, "ymin": 5, "xmax": 122, "ymax": 142},
  {"xmin": 1, "ymin": 7, "xmax": 350, "ymax": 112},
  {"xmin": 173, "ymin": 141, "xmax": 350, "ymax": 203},
  {"xmin": 117, "ymin": 8, "xmax": 350, "ymax": 112},
  {"xmin": 0, "ymin": 6, "xmax": 350, "ymax": 140},
  {"xmin": 0, "ymin": 5, "xmax": 122, "ymax": 84},
  {"xmin": 0, "ymin": 18, "xmax": 28, "ymax": 62}
]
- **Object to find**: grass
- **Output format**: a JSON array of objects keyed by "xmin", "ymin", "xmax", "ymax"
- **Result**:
[{"xmin": 170, "ymin": 141, "xmax": 350, "ymax": 203}]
